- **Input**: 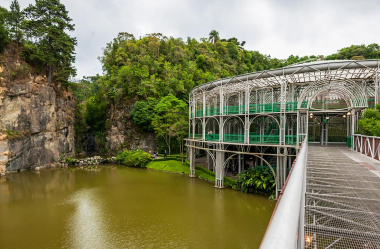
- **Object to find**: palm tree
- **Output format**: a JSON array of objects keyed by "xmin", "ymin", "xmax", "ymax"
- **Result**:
[{"xmin": 208, "ymin": 30, "xmax": 220, "ymax": 45}]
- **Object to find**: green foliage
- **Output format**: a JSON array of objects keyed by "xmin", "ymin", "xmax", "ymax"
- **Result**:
[
  {"xmin": 146, "ymin": 160, "xmax": 190, "ymax": 173},
  {"xmin": 4, "ymin": 129, "xmax": 30, "ymax": 140},
  {"xmin": 326, "ymin": 44, "xmax": 380, "ymax": 60},
  {"xmin": 357, "ymin": 103, "xmax": 380, "ymax": 136},
  {"xmin": 85, "ymin": 96, "xmax": 107, "ymax": 132},
  {"xmin": 154, "ymin": 136, "xmax": 180, "ymax": 154},
  {"xmin": 116, "ymin": 149, "xmax": 152, "ymax": 167},
  {"xmin": 131, "ymin": 98, "xmax": 158, "ymax": 131},
  {"xmin": 69, "ymin": 76, "xmax": 108, "ymax": 154},
  {"xmin": 0, "ymin": 7, "xmax": 10, "ymax": 51},
  {"xmin": 151, "ymin": 94, "xmax": 188, "ymax": 155},
  {"xmin": 6, "ymin": 0, "xmax": 23, "ymax": 45},
  {"xmin": 208, "ymin": 30, "xmax": 219, "ymax": 45},
  {"xmin": 224, "ymin": 176, "xmax": 237, "ymax": 188},
  {"xmin": 23, "ymin": 0, "xmax": 77, "ymax": 84},
  {"xmin": 100, "ymin": 32, "xmax": 275, "ymax": 101},
  {"xmin": 234, "ymin": 166, "xmax": 276, "ymax": 194},
  {"xmin": 194, "ymin": 165, "xmax": 215, "ymax": 182},
  {"xmin": 65, "ymin": 157, "xmax": 75, "ymax": 165}
]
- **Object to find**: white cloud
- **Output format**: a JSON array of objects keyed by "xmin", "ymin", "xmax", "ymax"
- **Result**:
[{"xmin": 2, "ymin": 0, "xmax": 380, "ymax": 78}]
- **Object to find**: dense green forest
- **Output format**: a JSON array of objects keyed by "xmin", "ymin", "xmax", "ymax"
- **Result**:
[{"xmin": 1, "ymin": 0, "xmax": 380, "ymax": 155}]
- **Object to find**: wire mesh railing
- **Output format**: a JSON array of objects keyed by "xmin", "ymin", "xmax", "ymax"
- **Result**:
[
  {"xmin": 205, "ymin": 134, "xmax": 219, "ymax": 141},
  {"xmin": 191, "ymin": 99, "xmax": 374, "ymax": 118},
  {"xmin": 223, "ymin": 134, "xmax": 244, "ymax": 143},
  {"xmin": 191, "ymin": 133, "xmax": 298, "ymax": 145}
]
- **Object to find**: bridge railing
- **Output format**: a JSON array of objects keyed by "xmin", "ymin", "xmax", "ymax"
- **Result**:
[
  {"xmin": 260, "ymin": 137, "xmax": 307, "ymax": 249},
  {"xmin": 352, "ymin": 134, "xmax": 380, "ymax": 160}
]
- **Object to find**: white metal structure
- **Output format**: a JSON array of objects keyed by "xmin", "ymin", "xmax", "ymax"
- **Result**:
[{"xmin": 186, "ymin": 60, "xmax": 380, "ymax": 194}]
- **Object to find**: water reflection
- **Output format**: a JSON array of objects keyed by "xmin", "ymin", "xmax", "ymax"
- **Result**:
[
  {"xmin": 64, "ymin": 188, "xmax": 116, "ymax": 249},
  {"xmin": 1, "ymin": 170, "xmax": 76, "ymax": 202}
]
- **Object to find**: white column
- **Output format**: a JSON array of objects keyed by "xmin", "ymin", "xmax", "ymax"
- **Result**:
[
  {"xmin": 219, "ymin": 87, "xmax": 224, "ymax": 142},
  {"xmin": 189, "ymin": 146, "xmax": 195, "ymax": 177},
  {"xmin": 215, "ymin": 146, "xmax": 225, "ymax": 188},
  {"xmin": 202, "ymin": 92, "xmax": 206, "ymax": 140},
  {"xmin": 245, "ymin": 86, "xmax": 250, "ymax": 144}
]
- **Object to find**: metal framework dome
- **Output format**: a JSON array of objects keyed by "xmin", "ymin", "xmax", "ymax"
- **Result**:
[{"xmin": 186, "ymin": 59, "xmax": 380, "ymax": 193}]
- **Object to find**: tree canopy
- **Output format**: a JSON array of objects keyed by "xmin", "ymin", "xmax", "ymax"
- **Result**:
[
  {"xmin": 6, "ymin": 0, "xmax": 22, "ymax": 45},
  {"xmin": 23, "ymin": 0, "xmax": 77, "ymax": 84},
  {"xmin": 151, "ymin": 94, "xmax": 188, "ymax": 155},
  {"xmin": 0, "ymin": 6, "xmax": 10, "ymax": 51}
]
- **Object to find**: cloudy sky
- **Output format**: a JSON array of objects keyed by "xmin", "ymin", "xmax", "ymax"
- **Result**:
[{"xmin": 2, "ymin": 0, "xmax": 380, "ymax": 78}]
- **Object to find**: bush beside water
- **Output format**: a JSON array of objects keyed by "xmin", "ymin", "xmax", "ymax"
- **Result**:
[
  {"xmin": 116, "ymin": 149, "xmax": 152, "ymax": 167},
  {"xmin": 233, "ymin": 166, "xmax": 276, "ymax": 196}
]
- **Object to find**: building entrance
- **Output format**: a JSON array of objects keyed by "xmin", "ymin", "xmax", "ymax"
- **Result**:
[{"xmin": 308, "ymin": 113, "xmax": 348, "ymax": 145}]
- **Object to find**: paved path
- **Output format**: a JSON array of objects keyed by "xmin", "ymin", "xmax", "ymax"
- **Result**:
[{"xmin": 305, "ymin": 146, "xmax": 380, "ymax": 248}]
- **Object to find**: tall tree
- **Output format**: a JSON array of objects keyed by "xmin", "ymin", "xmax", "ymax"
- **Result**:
[
  {"xmin": 0, "ymin": 7, "xmax": 10, "ymax": 51},
  {"xmin": 23, "ymin": 0, "xmax": 77, "ymax": 84},
  {"xmin": 208, "ymin": 30, "xmax": 219, "ymax": 45},
  {"xmin": 151, "ymin": 94, "xmax": 188, "ymax": 155},
  {"xmin": 6, "ymin": 0, "xmax": 23, "ymax": 45}
]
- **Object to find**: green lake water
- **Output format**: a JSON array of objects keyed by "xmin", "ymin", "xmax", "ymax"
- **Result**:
[{"xmin": 0, "ymin": 166, "xmax": 275, "ymax": 249}]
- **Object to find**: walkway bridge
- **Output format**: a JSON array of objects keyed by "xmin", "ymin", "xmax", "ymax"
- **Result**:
[{"xmin": 260, "ymin": 139, "xmax": 380, "ymax": 249}]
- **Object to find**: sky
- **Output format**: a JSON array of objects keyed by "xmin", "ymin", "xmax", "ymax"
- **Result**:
[{"xmin": 2, "ymin": 0, "xmax": 380, "ymax": 79}]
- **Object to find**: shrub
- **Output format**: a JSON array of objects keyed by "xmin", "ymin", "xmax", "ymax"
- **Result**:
[
  {"xmin": 65, "ymin": 157, "xmax": 75, "ymax": 165},
  {"xmin": 4, "ymin": 129, "xmax": 30, "ymax": 140},
  {"xmin": 224, "ymin": 176, "xmax": 236, "ymax": 188},
  {"xmin": 357, "ymin": 104, "xmax": 380, "ymax": 136},
  {"xmin": 116, "ymin": 149, "xmax": 152, "ymax": 167},
  {"xmin": 234, "ymin": 166, "xmax": 276, "ymax": 194}
]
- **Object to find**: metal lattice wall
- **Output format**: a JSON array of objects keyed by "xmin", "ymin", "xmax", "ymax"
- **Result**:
[{"xmin": 186, "ymin": 60, "xmax": 380, "ymax": 192}]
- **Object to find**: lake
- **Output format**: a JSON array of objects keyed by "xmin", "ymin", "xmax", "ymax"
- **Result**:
[{"xmin": 0, "ymin": 166, "xmax": 275, "ymax": 249}]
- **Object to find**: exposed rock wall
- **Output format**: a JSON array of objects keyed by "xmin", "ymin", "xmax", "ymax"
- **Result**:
[
  {"xmin": 106, "ymin": 102, "xmax": 156, "ymax": 154},
  {"xmin": 0, "ymin": 72, "xmax": 75, "ymax": 172}
]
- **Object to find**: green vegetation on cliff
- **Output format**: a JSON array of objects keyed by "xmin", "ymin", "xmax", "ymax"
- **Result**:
[{"xmin": 1, "ymin": 0, "xmax": 77, "ymax": 84}]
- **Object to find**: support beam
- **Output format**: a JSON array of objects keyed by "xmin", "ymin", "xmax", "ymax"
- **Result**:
[
  {"xmin": 189, "ymin": 146, "xmax": 195, "ymax": 177},
  {"xmin": 215, "ymin": 145, "xmax": 225, "ymax": 188}
]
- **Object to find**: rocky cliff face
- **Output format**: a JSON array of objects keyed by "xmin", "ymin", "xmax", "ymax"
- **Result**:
[
  {"xmin": 106, "ymin": 102, "xmax": 156, "ymax": 154},
  {"xmin": 0, "ymin": 50, "xmax": 75, "ymax": 173}
]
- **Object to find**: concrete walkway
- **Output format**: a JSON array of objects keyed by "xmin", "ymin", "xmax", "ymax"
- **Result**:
[{"xmin": 341, "ymin": 147, "xmax": 380, "ymax": 178}]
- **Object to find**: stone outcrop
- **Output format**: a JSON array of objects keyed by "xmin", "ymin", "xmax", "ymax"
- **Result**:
[
  {"xmin": 0, "ymin": 66, "xmax": 75, "ymax": 173},
  {"xmin": 106, "ymin": 102, "xmax": 157, "ymax": 154}
]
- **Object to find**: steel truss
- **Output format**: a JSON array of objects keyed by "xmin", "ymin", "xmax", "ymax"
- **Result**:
[{"xmin": 187, "ymin": 60, "xmax": 380, "ymax": 194}]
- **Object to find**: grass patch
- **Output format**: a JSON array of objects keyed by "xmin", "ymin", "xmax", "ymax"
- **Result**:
[
  {"xmin": 146, "ymin": 159, "xmax": 236, "ymax": 187},
  {"xmin": 195, "ymin": 169, "xmax": 215, "ymax": 182},
  {"xmin": 146, "ymin": 160, "xmax": 190, "ymax": 174}
]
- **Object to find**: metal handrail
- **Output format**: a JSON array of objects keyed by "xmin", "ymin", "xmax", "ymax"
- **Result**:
[{"xmin": 260, "ymin": 137, "xmax": 307, "ymax": 249}]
